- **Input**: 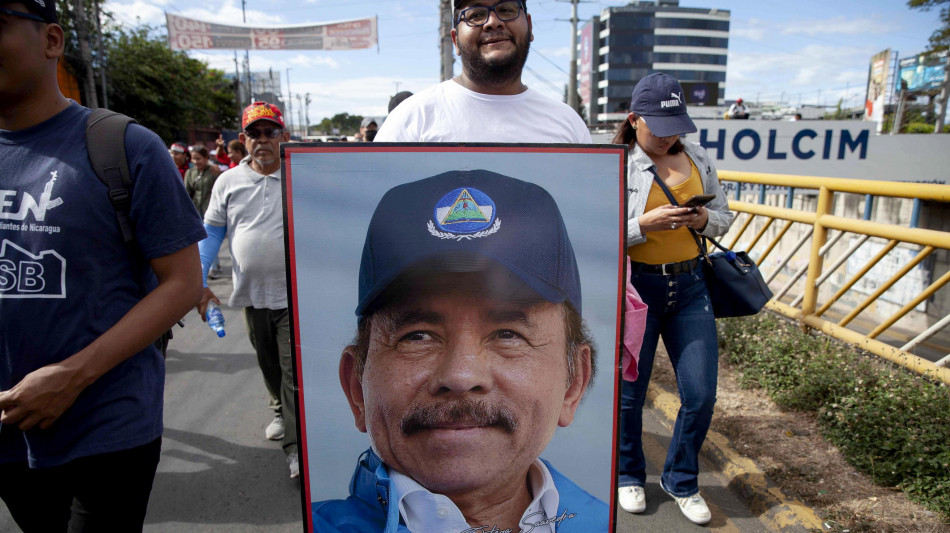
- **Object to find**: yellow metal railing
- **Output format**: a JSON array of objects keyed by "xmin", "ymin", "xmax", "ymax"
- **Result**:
[{"xmin": 717, "ymin": 171, "xmax": 950, "ymax": 385}]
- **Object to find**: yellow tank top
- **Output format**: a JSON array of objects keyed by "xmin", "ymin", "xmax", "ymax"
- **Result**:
[{"xmin": 628, "ymin": 159, "xmax": 706, "ymax": 264}]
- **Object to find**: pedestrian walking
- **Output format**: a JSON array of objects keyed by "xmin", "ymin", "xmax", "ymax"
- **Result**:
[
  {"xmin": 614, "ymin": 73, "xmax": 735, "ymax": 526},
  {"xmin": 0, "ymin": 1, "xmax": 205, "ymax": 529},
  {"xmin": 196, "ymin": 101, "xmax": 299, "ymax": 479}
]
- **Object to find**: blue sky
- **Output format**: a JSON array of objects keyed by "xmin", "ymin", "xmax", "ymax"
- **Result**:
[{"xmin": 106, "ymin": 0, "xmax": 942, "ymax": 123}]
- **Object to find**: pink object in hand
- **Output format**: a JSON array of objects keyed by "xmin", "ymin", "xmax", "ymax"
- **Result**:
[{"xmin": 622, "ymin": 266, "xmax": 648, "ymax": 382}]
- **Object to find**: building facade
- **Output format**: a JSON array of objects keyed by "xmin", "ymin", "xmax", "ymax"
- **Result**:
[{"xmin": 578, "ymin": 0, "xmax": 730, "ymax": 124}]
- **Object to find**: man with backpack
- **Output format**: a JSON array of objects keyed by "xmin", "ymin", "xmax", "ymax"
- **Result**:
[{"xmin": 0, "ymin": 1, "xmax": 206, "ymax": 530}]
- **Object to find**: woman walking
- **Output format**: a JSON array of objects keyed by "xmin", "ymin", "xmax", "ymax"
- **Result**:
[{"xmin": 615, "ymin": 73, "xmax": 735, "ymax": 525}]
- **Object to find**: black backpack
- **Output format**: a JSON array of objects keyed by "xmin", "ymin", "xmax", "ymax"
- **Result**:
[{"xmin": 85, "ymin": 109, "xmax": 177, "ymax": 355}]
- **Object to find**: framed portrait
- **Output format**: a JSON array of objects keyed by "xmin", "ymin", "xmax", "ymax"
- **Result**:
[{"xmin": 282, "ymin": 143, "xmax": 627, "ymax": 533}]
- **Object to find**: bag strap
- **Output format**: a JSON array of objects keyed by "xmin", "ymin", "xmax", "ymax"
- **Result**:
[
  {"xmin": 85, "ymin": 109, "xmax": 179, "ymax": 353},
  {"xmin": 647, "ymin": 168, "xmax": 734, "ymax": 263},
  {"xmin": 87, "ymin": 109, "xmax": 137, "ymax": 243},
  {"xmin": 85, "ymin": 109, "xmax": 149, "ymax": 298}
]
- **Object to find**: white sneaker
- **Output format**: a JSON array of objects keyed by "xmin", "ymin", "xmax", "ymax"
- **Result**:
[
  {"xmin": 664, "ymin": 488, "xmax": 712, "ymax": 525},
  {"xmin": 618, "ymin": 486, "xmax": 646, "ymax": 513},
  {"xmin": 287, "ymin": 451, "xmax": 299, "ymax": 479},
  {"xmin": 265, "ymin": 414, "xmax": 285, "ymax": 441}
]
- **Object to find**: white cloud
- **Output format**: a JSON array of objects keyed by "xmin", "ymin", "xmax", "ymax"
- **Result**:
[
  {"xmin": 780, "ymin": 16, "xmax": 892, "ymax": 37},
  {"xmin": 289, "ymin": 76, "xmax": 440, "ymax": 121},
  {"xmin": 106, "ymin": 0, "xmax": 287, "ymax": 28},
  {"xmin": 727, "ymin": 43, "xmax": 871, "ymax": 106},
  {"xmin": 106, "ymin": 0, "xmax": 167, "ymax": 27},
  {"xmin": 731, "ymin": 15, "xmax": 892, "ymax": 45},
  {"xmin": 730, "ymin": 18, "xmax": 768, "ymax": 42},
  {"xmin": 539, "ymin": 46, "xmax": 570, "ymax": 58},
  {"xmin": 288, "ymin": 54, "xmax": 341, "ymax": 70}
]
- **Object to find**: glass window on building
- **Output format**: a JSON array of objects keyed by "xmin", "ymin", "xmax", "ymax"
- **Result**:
[
  {"xmin": 655, "ymin": 18, "xmax": 729, "ymax": 32},
  {"xmin": 606, "ymin": 52, "xmax": 654, "ymax": 65},
  {"xmin": 607, "ymin": 31, "xmax": 655, "ymax": 47},
  {"xmin": 607, "ymin": 84, "xmax": 640, "ymax": 98},
  {"xmin": 605, "ymin": 67, "xmax": 652, "ymax": 81},
  {"xmin": 608, "ymin": 16, "xmax": 655, "ymax": 30},
  {"xmin": 658, "ymin": 70, "xmax": 726, "ymax": 83},
  {"xmin": 654, "ymin": 53, "xmax": 727, "ymax": 65},
  {"xmin": 655, "ymin": 35, "xmax": 728, "ymax": 48}
]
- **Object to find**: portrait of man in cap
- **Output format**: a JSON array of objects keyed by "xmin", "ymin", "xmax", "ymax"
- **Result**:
[{"xmin": 280, "ymin": 145, "xmax": 626, "ymax": 533}]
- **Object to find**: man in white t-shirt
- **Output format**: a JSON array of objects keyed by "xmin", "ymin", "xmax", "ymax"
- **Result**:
[{"xmin": 375, "ymin": 0, "xmax": 591, "ymax": 143}]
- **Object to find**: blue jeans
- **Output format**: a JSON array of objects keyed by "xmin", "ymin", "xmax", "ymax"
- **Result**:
[{"xmin": 618, "ymin": 259, "xmax": 719, "ymax": 497}]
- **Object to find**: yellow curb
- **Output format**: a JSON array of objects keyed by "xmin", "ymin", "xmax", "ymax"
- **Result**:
[{"xmin": 646, "ymin": 382, "xmax": 826, "ymax": 532}]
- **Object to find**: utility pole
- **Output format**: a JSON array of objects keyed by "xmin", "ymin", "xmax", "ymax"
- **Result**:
[
  {"xmin": 296, "ymin": 94, "xmax": 304, "ymax": 135},
  {"xmin": 566, "ymin": 0, "xmax": 579, "ymax": 110},
  {"xmin": 233, "ymin": 52, "xmax": 243, "ymax": 117},
  {"xmin": 892, "ymin": 81, "xmax": 908, "ymax": 135},
  {"xmin": 242, "ymin": 0, "xmax": 252, "ymax": 103},
  {"xmin": 72, "ymin": 0, "xmax": 98, "ymax": 108},
  {"xmin": 286, "ymin": 68, "xmax": 294, "ymax": 136},
  {"xmin": 439, "ymin": 0, "xmax": 455, "ymax": 81},
  {"xmin": 304, "ymin": 93, "xmax": 311, "ymax": 136}
]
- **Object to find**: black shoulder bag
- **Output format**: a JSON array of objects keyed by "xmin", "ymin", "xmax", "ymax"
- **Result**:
[{"xmin": 649, "ymin": 169, "xmax": 773, "ymax": 318}]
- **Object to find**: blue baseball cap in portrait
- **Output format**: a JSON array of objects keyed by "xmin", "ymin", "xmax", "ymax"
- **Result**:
[{"xmin": 356, "ymin": 169, "xmax": 581, "ymax": 317}]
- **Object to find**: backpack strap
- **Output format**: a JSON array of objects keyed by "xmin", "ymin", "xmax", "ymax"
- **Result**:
[
  {"xmin": 86, "ymin": 109, "xmax": 137, "ymax": 244},
  {"xmin": 84, "ymin": 109, "xmax": 179, "ymax": 355}
]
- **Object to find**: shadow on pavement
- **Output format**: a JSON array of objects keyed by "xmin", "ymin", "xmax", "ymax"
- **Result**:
[
  {"xmin": 146, "ymin": 428, "xmax": 304, "ymax": 529},
  {"xmin": 164, "ymin": 349, "xmax": 258, "ymax": 376}
]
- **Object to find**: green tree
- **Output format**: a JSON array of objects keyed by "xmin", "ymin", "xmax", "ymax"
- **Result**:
[
  {"xmin": 316, "ymin": 113, "xmax": 364, "ymax": 135},
  {"xmin": 56, "ymin": 0, "xmax": 109, "ymax": 106},
  {"xmin": 104, "ymin": 27, "xmax": 237, "ymax": 142},
  {"xmin": 562, "ymin": 84, "xmax": 589, "ymax": 123},
  {"xmin": 908, "ymin": 0, "xmax": 950, "ymax": 52}
]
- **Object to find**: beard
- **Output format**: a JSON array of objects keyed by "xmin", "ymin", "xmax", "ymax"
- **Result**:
[{"xmin": 459, "ymin": 28, "xmax": 531, "ymax": 86}]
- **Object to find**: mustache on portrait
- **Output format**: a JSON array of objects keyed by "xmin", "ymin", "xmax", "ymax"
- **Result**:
[{"xmin": 400, "ymin": 399, "xmax": 518, "ymax": 436}]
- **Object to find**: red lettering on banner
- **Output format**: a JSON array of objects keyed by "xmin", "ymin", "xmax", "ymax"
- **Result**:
[
  {"xmin": 171, "ymin": 15, "xmax": 210, "ymax": 33},
  {"xmin": 327, "ymin": 20, "xmax": 371, "ymax": 37},
  {"xmin": 251, "ymin": 29, "xmax": 285, "ymax": 49},
  {"xmin": 174, "ymin": 34, "xmax": 214, "ymax": 49}
]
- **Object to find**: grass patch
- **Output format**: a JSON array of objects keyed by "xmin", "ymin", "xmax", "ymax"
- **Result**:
[{"xmin": 718, "ymin": 313, "xmax": 950, "ymax": 521}]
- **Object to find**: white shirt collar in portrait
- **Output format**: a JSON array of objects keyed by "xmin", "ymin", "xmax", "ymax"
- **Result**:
[{"xmin": 390, "ymin": 458, "xmax": 560, "ymax": 533}]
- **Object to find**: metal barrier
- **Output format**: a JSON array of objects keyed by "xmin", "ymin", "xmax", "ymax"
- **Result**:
[{"xmin": 716, "ymin": 171, "xmax": 950, "ymax": 385}]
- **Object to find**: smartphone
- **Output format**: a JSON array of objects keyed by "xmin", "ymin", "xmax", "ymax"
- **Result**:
[{"xmin": 683, "ymin": 194, "xmax": 716, "ymax": 208}]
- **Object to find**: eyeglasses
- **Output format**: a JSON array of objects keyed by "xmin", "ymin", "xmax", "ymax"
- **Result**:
[
  {"xmin": 244, "ymin": 127, "xmax": 283, "ymax": 140},
  {"xmin": 0, "ymin": 6, "xmax": 46, "ymax": 23},
  {"xmin": 456, "ymin": 1, "xmax": 524, "ymax": 27}
]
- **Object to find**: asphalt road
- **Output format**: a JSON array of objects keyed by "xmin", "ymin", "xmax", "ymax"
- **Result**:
[{"xmin": 0, "ymin": 250, "xmax": 800, "ymax": 532}]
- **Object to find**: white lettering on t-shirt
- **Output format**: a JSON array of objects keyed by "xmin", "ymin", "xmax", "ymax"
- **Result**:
[{"xmin": 0, "ymin": 172, "xmax": 64, "ymax": 222}]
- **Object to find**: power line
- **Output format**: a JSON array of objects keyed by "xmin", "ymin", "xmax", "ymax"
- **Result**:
[
  {"xmin": 524, "ymin": 65, "xmax": 563, "ymax": 94},
  {"xmin": 531, "ymin": 48, "xmax": 570, "ymax": 76}
]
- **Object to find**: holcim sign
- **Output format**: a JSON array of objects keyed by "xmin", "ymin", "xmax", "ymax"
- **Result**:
[{"xmin": 595, "ymin": 120, "xmax": 949, "ymax": 184}]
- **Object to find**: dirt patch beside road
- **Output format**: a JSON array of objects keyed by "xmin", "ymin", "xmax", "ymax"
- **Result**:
[{"xmin": 650, "ymin": 345, "xmax": 949, "ymax": 533}]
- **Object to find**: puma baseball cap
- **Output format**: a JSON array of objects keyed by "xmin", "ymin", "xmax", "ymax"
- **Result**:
[{"xmin": 630, "ymin": 73, "xmax": 697, "ymax": 138}]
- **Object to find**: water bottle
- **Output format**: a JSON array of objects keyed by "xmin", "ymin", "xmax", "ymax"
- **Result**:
[{"xmin": 206, "ymin": 301, "xmax": 226, "ymax": 338}]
